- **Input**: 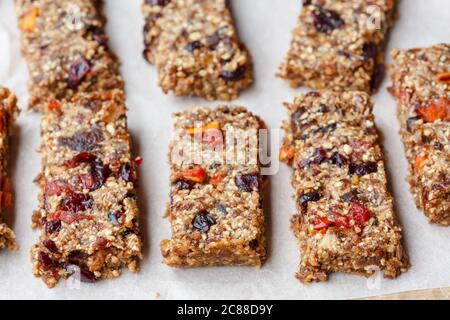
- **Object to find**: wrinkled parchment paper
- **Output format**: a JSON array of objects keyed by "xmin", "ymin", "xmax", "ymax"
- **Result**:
[{"xmin": 0, "ymin": 0, "xmax": 448, "ymax": 299}]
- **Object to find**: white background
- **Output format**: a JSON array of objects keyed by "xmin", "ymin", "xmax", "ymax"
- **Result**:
[{"xmin": 0, "ymin": 0, "xmax": 449, "ymax": 299}]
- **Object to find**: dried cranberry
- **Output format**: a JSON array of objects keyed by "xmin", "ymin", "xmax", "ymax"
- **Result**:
[
  {"xmin": 192, "ymin": 211, "xmax": 216, "ymax": 232},
  {"xmin": 406, "ymin": 116, "xmax": 420, "ymax": 132},
  {"xmin": 312, "ymin": 148, "xmax": 327, "ymax": 164},
  {"xmin": 38, "ymin": 252, "xmax": 59, "ymax": 271},
  {"xmin": 363, "ymin": 42, "xmax": 378, "ymax": 61},
  {"xmin": 341, "ymin": 190, "xmax": 358, "ymax": 203},
  {"xmin": 348, "ymin": 202, "xmax": 372, "ymax": 228},
  {"xmin": 68, "ymin": 57, "xmax": 91, "ymax": 89},
  {"xmin": 312, "ymin": 6, "xmax": 344, "ymax": 33},
  {"xmin": 43, "ymin": 239, "xmax": 59, "ymax": 253},
  {"xmin": 172, "ymin": 180, "xmax": 192, "ymax": 190},
  {"xmin": 330, "ymin": 153, "xmax": 348, "ymax": 167},
  {"xmin": 46, "ymin": 220, "xmax": 61, "ymax": 234},
  {"xmin": 120, "ymin": 162, "xmax": 136, "ymax": 183},
  {"xmin": 235, "ymin": 174, "xmax": 260, "ymax": 192},
  {"xmin": 221, "ymin": 65, "xmax": 246, "ymax": 81},
  {"xmin": 71, "ymin": 152, "xmax": 97, "ymax": 165},
  {"xmin": 185, "ymin": 41, "xmax": 203, "ymax": 52},
  {"xmin": 60, "ymin": 193, "xmax": 93, "ymax": 213},
  {"xmin": 147, "ymin": 0, "xmax": 170, "ymax": 6},
  {"xmin": 349, "ymin": 162, "xmax": 378, "ymax": 176},
  {"xmin": 299, "ymin": 191, "xmax": 322, "ymax": 213},
  {"xmin": 59, "ymin": 128, "xmax": 103, "ymax": 152},
  {"xmin": 80, "ymin": 268, "xmax": 97, "ymax": 283},
  {"xmin": 90, "ymin": 160, "xmax": 111, "ymax": 190}
]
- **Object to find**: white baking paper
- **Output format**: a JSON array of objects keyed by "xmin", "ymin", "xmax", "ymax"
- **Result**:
[{"xmin": 0, "ymin": 0, "xmax": 449, "ymax": 300}]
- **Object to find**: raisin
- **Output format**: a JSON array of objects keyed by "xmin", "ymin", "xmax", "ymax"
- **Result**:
[
  {"xmin": 330, "ymin": 153, "xmax": 348, "ymax": 167},
  {"xmin": 221, "ymin": 65, "xmax": 246, "ymax": 81},
  {"xmin": 318, "ymin": 104, "xmax": 328, "ymax": 113},
  {"xmin": 235, "ymin": 174, "xmax": 260, "ymax": 192},
  {"xmin": 46, "ymin": 220, "xmax": 61, "ymax": 234},
  {"xmin": 349, "ymin": 162, "xmax": 378, "ymax": 176},
  {"xmin": 185, "ymin": 41, "xmax": 203, "ymax": 52},
  {"xmin": 192, "ymin": 211, "xmax": 216, "ymax": 232},
  {"xmin": 312, "ymin": 6, "xmax": 344, "ymax": 33},
  {"xmin": 38, "ymin": 251, "xmax": 59, "ymax": 271},
  {"xmin": 67, "ymin": 57, "xmax": 91, "ymax": 89},
  {"xmin": 172, "ymin": 180, "xmax": 192, "ymax": 190},
  {"xmin": 215, "ymin": 203, "xmax": 228, "ymax": 216},
  {"xmin": 86, "ymin": 25, "xmax": 108, "ymax": 46},
  {"xmin": 122, "ymin": 228, "xmax": 135, "ymax": 236},
  {"xmin": 341, "ymin": 190, "xmax": 358, "ymax": 203},
  {"xmin": 370, "ymin": 63, "xmax": 385, "ymax": 92},
  {"xmin": 43, "ymin": 239, "xmax": 59, "ymax": 253},
  {"xmin": 363, "ymin": 42, "xmax": 378, "ymax": 61},
  {"xmin": 299, "ymin": 191, "xmax": 322, "ymax": 213},
  {"xmin": 207, "ymin": 31, "xmax": 222, "ymax": 49},
  {"xmin": 321, "ymin": 122, "xmax": 337, "ymax": 133},
  {"xmin": 147, "ymin": 0, "xmax": 170, "ymax": 6},
  {"xmin": 298, "ymin": 158, "xmax": 311, "ymax": 169},
  {"xmin": 60, "ymin": 193, "xmax": 93, "ymax": 213},
  {"xmin": 120, "ymin": 162, "xmax": 136, "ymax": 183},
  {"xmin": 312, "ymin": 148, "xmax": 327, "ymax": 164},
  {"xmin": 406, "ymin": 116, "xmax": 420, "ymax": 132},
  {"xmin": 58, "ymin": 128, "xmax": 103, "ymax": 152},
  {"xmin": 80, "ymin": 268, "xmax": 97, "ymax": 283},
  {"xmin": 68, "ymin": 250, "xmax": 88, "ymax": 267},
  {"xmin": 107, "ymin": 211, "xmax": 121, "ymax": 226},
  {"xmin": 90, "ymin": 160, "xmax": 111, "ymax": 190},
  {"xmin": 303, "ymin": 0, "xmax": 312, "ymax": 5}
]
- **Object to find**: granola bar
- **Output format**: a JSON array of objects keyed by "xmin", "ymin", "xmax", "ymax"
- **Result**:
[
  {"xmin": 389, "ymin": 44, "xmax": 450, "ymax": 225},
  {"xmin": 161, "ymin": 106, "xmax": 266, "ymax": 267},
  {"xmin": 0, "ymin": 87, "xmax": 19, "ymax": 251},
  {"xmin": 142, "ymin": 0, "xmax": 253, "ymax": 101},
  {"xmin": 31, "ymin": 90, "xmax": 142, "ymax": 287},
  {"xmin": 279, "ymin": 0, "xmax": 397, "ymax": 92},
  {"xmin": 280, "ymin": 91, "xmax": 409, "ymax": 282},
  {"xmin": 15, "ymin": 0, "xmax": 124, "ymax": 110}
]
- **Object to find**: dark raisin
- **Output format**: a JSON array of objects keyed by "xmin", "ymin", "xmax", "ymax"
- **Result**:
[
  {"xmin": 434, "ymin": 141, "xmax": 443, "ymax": 150},
  {"xmin": 122, "ymin": 228, "xmax": 135, "ymax": 236},
  {"xmin": 330, "ymin": 153, "xmax": 348, "ymax": 167},
  {"xmin": 107, "ymin": 211, "xmax": 121, "ymax": 226},
  {"xmin": 318, "ymin": 104, "xmax": 328, "ymax": 113},
  {"xmin": 146, "ymin": 0, "xmax": 170, "ymax": 6},
  {"xmin": 220, "ymin": 65, "xmax": 246, "ymax": 81},
  {"xmin": 86, "ymin": 25, "xmax": 108, "ymax": 46},
  {"xmin": 215, "ymin": 204, "xmax": 228, "ymax": 216},
  {"xmin": 312, "ymin": 6, "xmax": 344, "ymax": 33},
  {"xmin": 43, "ymin": 239, "xmax": 59, "ymax": 253},
  {"xmin": 46, "ymin": 220, "xmax": 61, "ymax": 234},
  {"xmin": 406, "ymin": 116, "xmax": 420, "ymax": 132},
  {"xmin": 338, "ymin": 50, "xmax": 351, "ymax": 58},
  {"xmin": 185, "ymin": 41, "xmax": 203, "ymax": 52},
  {"xmin": 299, "ymin": 191, "xmax": 322, "ymax": 213},
  {"xmin": 68, "ymin": 57, "xmax": 91, "ymax": 89},
  {"xmin": 349, "ymin": 162, "xmax": 378, "ymax": 176},
  {"xmin": 80, "ymin": 268, "xmax": 97, "ymax": 283},
  {"xmin": 235, "ymin": 174, "xmax": 260, "ymax": 192},
  {"xmin": 38, "ymin": 252, "xmax": 59, "ymax": 271},
  {"xmin": 120, "ymin": 162, "xmax": 136, "ymax": 183},
  {"xmin": 341, "ymin": 190, "xmax": 359, "ymax": 202},
  {"xmin": 370, "ymin": 63, "xmax": 385, "ymax": 92},
  {"xmin": 312, "ymin": 148, "xmax": 327, "ymax": 164},
  {"xmin": 68, "ymin": 250, "xmax": 88, "ymax": 267},
  {"xmin": 322, "ymin": 122, "xmax": 337, "ymax": 133},
  {"xmin": 363, "ymin": 42, "xmax": 378, "ymax": 61},
  {"xmin": 192, "ymin": 211, "xmax": 216, "ymax": 232},
  {"xmin": 172, "ymin": 180, "xmax": 192, "ymax": 190},
  {"xmin": 207, "ymin": 31, "xmax": 222, "ymax": 49},
  {"xmin": 90, "ymin": 160, "xmax": 111, "ymax": 190},
  {"xmin": 298, "ymin": 158, "xmax": 312, "ymax": 169},
  {"xmin": 60, "ymin": 193, "xmax": 93, "ymax": 213},
  {"xmin": 58, "ymin": 128, "xmax": 103, "ymax": 152},
  {"xmin": 303, "ymin": 0, "xmax": 312, "ymax": 5}
]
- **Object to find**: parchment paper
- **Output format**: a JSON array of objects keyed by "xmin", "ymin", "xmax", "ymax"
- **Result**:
[{"xmin": 0, "ymin": 0, "xmax": 448, "ymax": 300}]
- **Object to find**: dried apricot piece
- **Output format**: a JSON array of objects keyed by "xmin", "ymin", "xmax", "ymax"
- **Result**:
[
  {"xmin": 279, "ymin": 144, "xmax": 295, "ymax": 163},
  {"xmin": 179, "ymin": 165, "xmax": 207, "ymax": 183},
  {"xmin": 210, "ymin": 172, "xmax": 227, "ymax": 187},
  {"xmin": 414, "ymin": 154, "xmax": 428, "ymax": 173},
  {"xmin": 20, "ymin": 7, "xmax": 40, "ymax": 32},
  {"xmin": 186, "ymin": 120, "xmax": 221, "ymax": 135},
  {"xmin": 417, "ymin": 97, "xmax": 450, "ymax": 122}
]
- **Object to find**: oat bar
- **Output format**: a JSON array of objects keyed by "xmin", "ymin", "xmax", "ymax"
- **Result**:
[
  {"xmin": 0, "ymin": 87, "xmax": 19, "ymax": 251},
  {"xmin": 280, "ymin": 91, "xmax": 409, "ymax": 282},
  {"xmin": 31, "ymin": 90, "xmax": 142, "ymax": 287},
  {"xmin": 161, "ymin": 106, "xmax": 266, "ymax": 267},
  {"xmin": 389, "ymin": 44, "xmax": 450, "ymax": 225},
  {"xmin": 279, "ymin": 0, "xmax": 397, "ymax": 92},
  {"xmin": 142, "ymin": 0, "xmax": 253, "ymax": 101},
  {"xmin": 15, "ymin": 0, "xmax": 124, "ymax": 110}
]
